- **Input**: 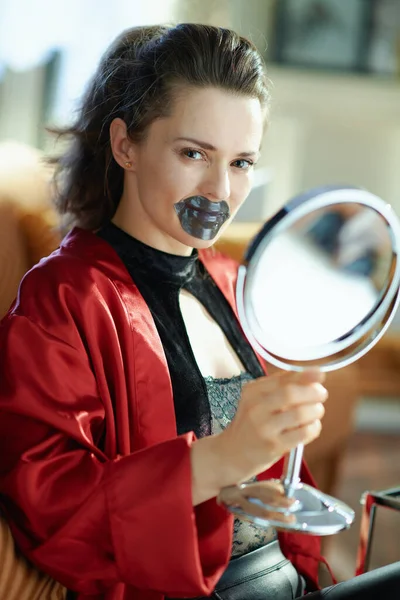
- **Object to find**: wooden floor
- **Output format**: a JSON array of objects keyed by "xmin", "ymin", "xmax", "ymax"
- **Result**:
[{"xmin": 324, "ymin": 431, "xmax": 400, "ymax": 581}]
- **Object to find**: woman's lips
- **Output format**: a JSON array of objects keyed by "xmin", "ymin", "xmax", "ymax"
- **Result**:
[
  {"xmin": 182, "ymin": 196, "xmax": 230, "ymax": 215},
  {"xmin": 187, "ymin": 207, "xmax": 224, "ymax": 221},
  {"xmin": 185, "ymin": 205, "xmax": 227, "ymax": 217},
  {"xmin": 174, "ymin": 196, "xmax": 231, "ymax": 240}
]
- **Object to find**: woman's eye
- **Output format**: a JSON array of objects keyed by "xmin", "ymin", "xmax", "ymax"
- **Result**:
[
  {"xmin": 232, "ymin": 159, "xmax": 254, "ymax": 170},
  {"xmin": 183, "ymin": 149, "xmax": 203, "ymax": 160}
]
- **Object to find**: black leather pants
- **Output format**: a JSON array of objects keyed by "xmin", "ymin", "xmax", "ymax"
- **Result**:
[
  {"xmin": 168, "ymin": 550, "xmax": 400, "ymax": 600},
  {"xmin": 168, "ymin": 540, "xmax": 304, "ymax": 600}
]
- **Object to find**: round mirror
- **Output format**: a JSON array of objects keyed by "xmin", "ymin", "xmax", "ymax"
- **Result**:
[
  {"xmin": 238, "ymin": 186, "xmax": 400, "ymax": 371},
  {"xmin": 219, "ymin": 185, "xmax": 400, "ymax": 535}
]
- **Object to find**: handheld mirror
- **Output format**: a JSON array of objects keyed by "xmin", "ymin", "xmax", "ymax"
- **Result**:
[{"xmin": 218, "ymin": 185, "xmax": 400, "ymax": 535}]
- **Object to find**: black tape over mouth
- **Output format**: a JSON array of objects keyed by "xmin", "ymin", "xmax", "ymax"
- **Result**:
[{"xmin": 174, "ymin": 196, "xmax": 230, "ymax": 241}]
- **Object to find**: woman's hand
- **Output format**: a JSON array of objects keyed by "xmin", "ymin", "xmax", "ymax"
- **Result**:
[
  {"xmin": 191, "ymin": 369, "xmax": 327, "ymax": 506},
  {"xmin": 218, "ymin": 368, "xmax": 327, "ymax": 484}
]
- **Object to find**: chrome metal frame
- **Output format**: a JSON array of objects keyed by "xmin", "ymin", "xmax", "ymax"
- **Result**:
[
  {"xmin": 238, "ymin": 187, "xmax": 400, "ymax": 372},
  {"xmin": 356, "ymin": 486, "xmax": 400, "ymax": 575}
]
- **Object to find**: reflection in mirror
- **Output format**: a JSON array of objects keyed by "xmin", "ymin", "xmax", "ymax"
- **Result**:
[{"xmin": 247, "ymin": 203, "xmax": 394, "ymax": 361}]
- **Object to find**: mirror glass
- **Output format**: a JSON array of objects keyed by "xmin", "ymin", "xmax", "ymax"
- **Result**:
[{"xmin": 243, "ymin": 196, "xmax": 399, "ymax": 365}]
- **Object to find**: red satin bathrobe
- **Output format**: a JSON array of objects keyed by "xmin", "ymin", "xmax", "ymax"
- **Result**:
[{"xmin": 0, "ymin": 228, "xmax": 326, "ymax": 600}]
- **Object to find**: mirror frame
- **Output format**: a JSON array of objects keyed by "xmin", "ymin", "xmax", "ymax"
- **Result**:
[{"xmin": 237, "ymin": 186, "xmax": 400, "ymax": 372}]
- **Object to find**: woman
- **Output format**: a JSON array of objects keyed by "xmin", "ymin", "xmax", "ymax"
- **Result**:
[{"xmin": 0, "ymin": 23, "xmax": 398, "ymax": 600}]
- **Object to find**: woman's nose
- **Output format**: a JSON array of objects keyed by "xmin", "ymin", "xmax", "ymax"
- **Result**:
[{"xmin": 201, "ymin": 164, "xmax": 230, "ymax": 201}]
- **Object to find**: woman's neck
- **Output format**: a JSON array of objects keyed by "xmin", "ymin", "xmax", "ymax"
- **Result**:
[{"xmin": 112, "ymin": 191, "xmax": 193, "ymax": 257}]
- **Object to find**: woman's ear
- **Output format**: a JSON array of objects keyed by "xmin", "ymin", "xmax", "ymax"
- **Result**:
[{"xmin": 109, "ymin": 118, "xmax": 135, "ymax": 171}]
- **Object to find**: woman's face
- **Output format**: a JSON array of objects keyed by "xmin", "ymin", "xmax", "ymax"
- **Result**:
[{"xmin": 113, "ymin": 86, "xmax": 265, "ymax": 255}]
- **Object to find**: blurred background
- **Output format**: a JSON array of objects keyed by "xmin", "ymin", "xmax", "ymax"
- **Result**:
[{"xmin": 0, "ymin": 0, "xmax": 399, "ymax": 584}]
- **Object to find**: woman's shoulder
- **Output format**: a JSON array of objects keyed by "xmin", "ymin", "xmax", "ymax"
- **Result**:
[
  {"xmin": 20, "ymin": 229, "xmax": 108, "ymax": 283},
  {"xmin": 11, "ymin": 228, "xmax": 130, "ymax": 320}
]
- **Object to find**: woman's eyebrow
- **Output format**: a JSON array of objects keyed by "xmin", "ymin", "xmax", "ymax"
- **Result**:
[{"xmin": 173, "ymin": 136, "xmax": 260, "ymax": 158}]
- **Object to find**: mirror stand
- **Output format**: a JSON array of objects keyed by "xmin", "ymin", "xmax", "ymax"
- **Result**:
[
  {"xmin": 218, "ymin": 187, "xmax": 400, "ymax": 537},
  {"xmin": 221, "ymin": 444, "xmax": 355, "ymax": 535}
]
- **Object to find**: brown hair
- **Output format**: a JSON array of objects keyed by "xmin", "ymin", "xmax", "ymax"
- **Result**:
[{"xmin": 51, "ymin": 23, "xmax": 271, "ymax": 230}]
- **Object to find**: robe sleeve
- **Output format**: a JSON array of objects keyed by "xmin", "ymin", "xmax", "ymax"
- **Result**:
[{"xmin": 0, "ymin": 313, "xmax": 232, "ymax": 596}]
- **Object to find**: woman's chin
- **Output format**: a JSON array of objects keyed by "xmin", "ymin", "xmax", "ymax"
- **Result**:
[
  {"xmin": 189, "ymin": 237, "xmax": 218, "ymax": 250},
  {"xmin": 181, "ymin": 223, "xmax": 232, "ymax": 250}
]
